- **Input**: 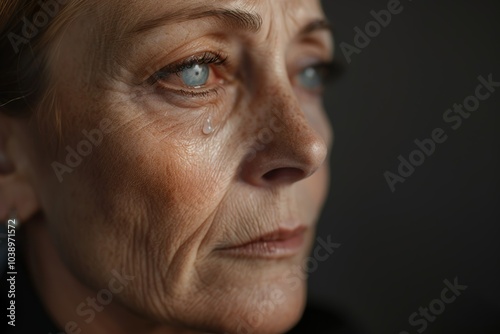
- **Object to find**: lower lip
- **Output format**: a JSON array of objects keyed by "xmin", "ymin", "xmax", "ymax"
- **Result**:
[{"xmin": 217, "ymin": 231, "xmax": 306, "ymax": 259}]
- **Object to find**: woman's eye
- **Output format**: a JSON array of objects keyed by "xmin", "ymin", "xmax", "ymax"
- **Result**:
[
  {"xmin": 149, "ymin": 52, "xmax": 228, "ymax": 98},
  {"xmin": 181, "ymin": 63, "xmax": 210, "ymax": 88},
  {"xmin": 299, "ymin": 67, "xmax": 324, "ymax": 90},
  {"xmin": 296, "ymin": 63, "xmax": 333, "ymax": 93}
]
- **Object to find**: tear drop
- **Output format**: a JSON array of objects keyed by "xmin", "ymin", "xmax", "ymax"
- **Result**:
[{"xmin": 202, "ymin": 116, "xmax": 214, "ymax": 135}]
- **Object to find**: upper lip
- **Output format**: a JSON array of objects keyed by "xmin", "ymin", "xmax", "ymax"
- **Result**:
[{"xmin": 219, "ymin": 225, "xmax": 307, "ymax": 250}]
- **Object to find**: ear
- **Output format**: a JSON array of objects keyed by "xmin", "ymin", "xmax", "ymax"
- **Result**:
[{"xmin": 0, "ymin": 124, "xmax": 40, "ymax": 223}]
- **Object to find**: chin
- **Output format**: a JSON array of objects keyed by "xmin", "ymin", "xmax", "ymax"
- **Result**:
[
  {"xmin": 207, "ymin": 281, "xmax": 307, "ymax": 334},
  {"xmin": 195, "ymin": 230, "xmax": 314, "ymax": 333},
  {"xmin": 146, "ymin": 250, "xmax": 310, "ymax": 334},
  {"xmin": 244, "ymin": 287, "xmax": 306, "ymax": 334},
  {"xmin": 188, "ymin": 257, "xmax": 309, "ymax": 334}
]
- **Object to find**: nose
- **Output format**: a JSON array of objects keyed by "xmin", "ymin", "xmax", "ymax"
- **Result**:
[{"xmin": 238, "ymin": 87, "xmax": 328, "ymax": 188}]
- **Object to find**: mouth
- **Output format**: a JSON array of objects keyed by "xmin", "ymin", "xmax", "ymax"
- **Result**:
[{"xmin": 216, "ymin": 225, "xmax": 307, "ymax": 259}]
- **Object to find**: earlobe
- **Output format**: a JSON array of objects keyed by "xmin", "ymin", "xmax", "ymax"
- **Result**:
[
  {"xmin": 0, "ymin": 148, "xmax": 14, "ymax": 174},
  {"xmin": 0, "ymin": 137, "xmax": 40, "ymax": 223},
  {"xmin": 0, "ymin": 174, "xmax": 39, "ymax": 223},
  {"xmin": 0, "ymin": 175, "xmax": 38, "ymax": 221}
]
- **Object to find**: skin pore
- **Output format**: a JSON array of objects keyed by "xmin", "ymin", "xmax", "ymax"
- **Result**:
[{"xmin": 0, "ymin": 0, "xmax": 334, "ymax": 333}]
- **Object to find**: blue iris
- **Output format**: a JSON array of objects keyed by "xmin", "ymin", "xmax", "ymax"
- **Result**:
[
  {"xmin": 298, "ymin": 66, "xmax": 323, "ymax": 90},
  {"xmin": 181, "ymin": 63, "xmax": 210, "ymax": 87}
]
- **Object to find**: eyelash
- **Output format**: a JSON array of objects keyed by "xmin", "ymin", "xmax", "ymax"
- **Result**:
[
  {"xmin": 149, "ymin": 52, "xmax": 228, "ymax": 97},
  {"xmin": 310, "ymin": 62, "xmax": 337, "ymax": 83}
]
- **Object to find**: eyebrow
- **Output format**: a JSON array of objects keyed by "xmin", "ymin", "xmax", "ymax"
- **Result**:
[
  {"xmin": 129, "ymin": 7, "xmax": 332, "ymax": 38},
  {"xmin": 300, "ymin": 19, "xmax": 333, "ymax": 36},
  {"xmin": 131, "ymin": 8, "xmax": 263, "ymax": 35}
]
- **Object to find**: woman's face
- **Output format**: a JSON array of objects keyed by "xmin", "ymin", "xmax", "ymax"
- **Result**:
[{"xmin": 18, "ymin": 0, "xmax": 333, "ymax": 332}]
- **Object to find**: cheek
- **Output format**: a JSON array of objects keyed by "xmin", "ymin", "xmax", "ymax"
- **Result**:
[
  {"xmin": 82, "ymin": 122, "xmax": 225, "ymax": 250},
  {"xmin": 41, "ymin": 104, "xmax": 229, "ymax": 301}
]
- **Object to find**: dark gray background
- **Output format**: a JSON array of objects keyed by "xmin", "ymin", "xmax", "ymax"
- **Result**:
[{"xmin": 310, "ymin": 0, "xmax": 500, "ymax": 333}]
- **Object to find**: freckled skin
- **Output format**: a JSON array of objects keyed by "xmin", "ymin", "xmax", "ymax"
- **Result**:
[{"xmin": 1, "ymin": 0, "xmax": 334, "ymax": 333}]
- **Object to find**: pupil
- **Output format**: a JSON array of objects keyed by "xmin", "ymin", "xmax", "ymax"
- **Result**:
[{"xmin": 181, "ymin": 64, "xmax": 209, "ymax": 87}]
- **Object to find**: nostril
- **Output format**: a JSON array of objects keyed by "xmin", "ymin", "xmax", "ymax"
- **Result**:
[{"xmin": 262, "ymin": 167, "xmax": 306, "ymax": 184}]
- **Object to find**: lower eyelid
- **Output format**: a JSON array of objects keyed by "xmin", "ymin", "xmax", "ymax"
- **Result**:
[
  {"xmin": 154, "ymin": 84, "xmax": 222, "ymax": 100},
  {"xmin": 177, "ymin": 88, "xmax": 220, "ymax": 98}
]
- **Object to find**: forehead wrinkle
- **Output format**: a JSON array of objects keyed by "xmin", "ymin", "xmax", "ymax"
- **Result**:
[
  {"xmin": 78, "ymin": 2, "xmax": 264, "ymax": 80},
  {"xmin": 85, "ymin": 2, "xmax": 262, "ymax": 70}
]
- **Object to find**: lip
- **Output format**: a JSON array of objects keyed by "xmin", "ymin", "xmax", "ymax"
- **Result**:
[{"xmin": 216, "ymin": 226, "xmax": 307, "ymax": 259}]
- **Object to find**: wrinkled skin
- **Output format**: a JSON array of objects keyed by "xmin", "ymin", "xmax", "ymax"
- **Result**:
[{"xmin": 0, "ymin": 0, "xmax": 334, "ymax": 333}]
